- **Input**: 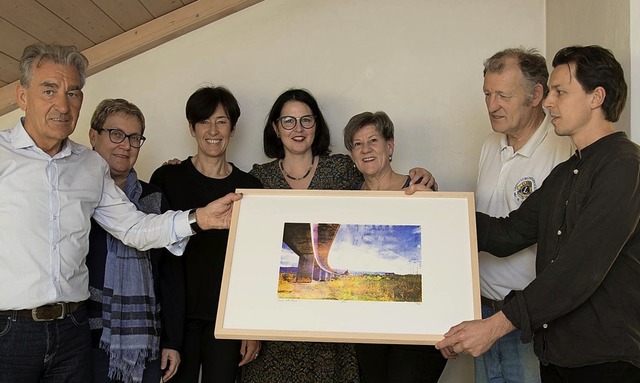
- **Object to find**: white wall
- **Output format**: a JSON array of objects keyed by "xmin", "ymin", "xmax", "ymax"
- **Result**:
[
  {"xmin": 546, "ymin": 0, "xmax": 632, "ymax": 137},
  {"xmin": 0, "ymin": 0, "xmax": 545, "ymax": 194},
  {"xmin": 0, "ymin": 1, "xmax": 548, "ymax": 381}
]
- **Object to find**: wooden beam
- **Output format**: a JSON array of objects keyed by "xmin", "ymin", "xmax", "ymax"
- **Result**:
[{"xmin": 0, "ymin": 0, "xmax": 263, "ymax": 116}]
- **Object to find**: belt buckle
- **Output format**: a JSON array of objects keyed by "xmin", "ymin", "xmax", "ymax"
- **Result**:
[{"xmin": 31, "ymin": 303, "xmax": 67, "ymax": 321}]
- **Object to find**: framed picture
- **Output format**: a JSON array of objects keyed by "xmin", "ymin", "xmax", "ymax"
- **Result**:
[{"xmin": 215, "ymin": 189, "xmax": 480, "ymax": 345}]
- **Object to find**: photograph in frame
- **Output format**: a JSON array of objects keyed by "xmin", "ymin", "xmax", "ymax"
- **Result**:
[
  {"xmin": 215, "ymin": 189, "xmax": 480, "ymax": 345},
  {"xmin": 278, "ymin": 223, "xmax": 423, "ymax": 302}
]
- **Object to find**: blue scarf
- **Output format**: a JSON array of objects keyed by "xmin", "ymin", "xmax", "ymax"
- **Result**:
[{"xmin": 100, "ymin": 170, "xmax": 160, "ymax": 383}]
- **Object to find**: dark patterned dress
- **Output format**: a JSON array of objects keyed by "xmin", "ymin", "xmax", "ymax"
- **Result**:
[
  {"xmin": 250, "ymin": 154, "xmax": 362, "ymax": 190},
  {"xmin": 241, "ymin": 154, "xmax": 363, "ymax": 383}
]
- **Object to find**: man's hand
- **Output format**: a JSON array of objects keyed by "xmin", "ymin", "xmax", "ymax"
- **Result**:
[
  {"xmin": 238, "ymin": 340, "xmax": 261, "ymax": 366},
  {"xmin": 194, "ymin": 193, "xmax": 242, "ymax": 230},
  {"xmin": 408, "ymin": 168, "xmax": 438, "ymax": 191},
  {"xmin": 435, "ymin": 311, "xmax": 515, "ymax": 358},
  {"xmin": 160, "ymin": 348, "xmax": 181, "ymax": 381}
]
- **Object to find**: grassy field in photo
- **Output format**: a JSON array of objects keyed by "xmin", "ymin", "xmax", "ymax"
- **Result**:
[{"xmin": 278, "ymin": 273, "xmax": 422, "ymax": 302}]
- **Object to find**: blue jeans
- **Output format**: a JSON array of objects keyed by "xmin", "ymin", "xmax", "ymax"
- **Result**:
[
  {"xmin": 0, "ymin": 305, "xmax": 91, "ymax": 383},
  {"xmin": 475, "ymin": 304, "xmax": 541, "ymax": 383},
  {"xmin": 92, "ymin": 347, "xmax": 162, "ymax": 383}
]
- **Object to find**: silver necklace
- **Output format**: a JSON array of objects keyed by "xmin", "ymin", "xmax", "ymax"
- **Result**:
[{"xmin": 279, "ymin": 156, "xmax": 315, "ymax": 180}]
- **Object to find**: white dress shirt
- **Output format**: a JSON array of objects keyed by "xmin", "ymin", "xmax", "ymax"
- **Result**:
[
  {"xmin": 476, "ymin": 114, "xmax": 574, "ymax": 300},
  {"xmin": 0, "ymin": 120, "xmax": 191, "ymax": 310}
]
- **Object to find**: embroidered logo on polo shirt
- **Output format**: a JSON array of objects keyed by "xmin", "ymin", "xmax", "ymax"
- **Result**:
[{"xmin": 514, "ymin": 176, "xmax": 537, "ymax": 204}]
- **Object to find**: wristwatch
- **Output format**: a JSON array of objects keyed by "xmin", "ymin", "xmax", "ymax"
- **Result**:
[{"xmin": 188, "ymin": 209, "xmax": 203, "ymax": 234}]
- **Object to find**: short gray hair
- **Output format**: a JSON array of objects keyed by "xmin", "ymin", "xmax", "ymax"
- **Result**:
[
  {"xmin": 19, "ymin": 43, "xmax": 88, "ymax": 88},
  {"xmin": 483, "ymin": 47, "xmax": 548, "ymax": 104},
  {"xmin": 91, "ymin": 98, "xmax": 146, "ymax": 134},
  {"xmin": 344, "ymin": 111, "xmax": 394, "ymax": 152}
]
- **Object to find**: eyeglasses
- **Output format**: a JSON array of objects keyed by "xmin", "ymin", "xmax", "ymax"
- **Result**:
[
  {"xmin": 276, "ymin": 115, "xmax": 316, "ymax": 130},
  {"xmin": 96, "ymin": 128, "xmax": 146, "ymax": 148}
]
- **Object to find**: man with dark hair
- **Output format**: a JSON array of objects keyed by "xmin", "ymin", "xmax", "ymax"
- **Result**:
[
  {"xmin": 0, "ymin": 43, "xmax": 239, "ymax": 382},
  {"xmin": 437, "ymin": 45, "xmax": 640, "ymax": 383},
  {"xmin": 475, "ymin": 47, "xmax": 573, "ymax": 383}
]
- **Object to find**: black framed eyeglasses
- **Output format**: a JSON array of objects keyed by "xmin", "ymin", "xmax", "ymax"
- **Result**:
[
  {"xmin": 276, "ymin": 115, "xmax": 316, "ymax": 130},
  {"xmin": 96, "ymin": 128, "xmax": 146, "ymax": 148}
]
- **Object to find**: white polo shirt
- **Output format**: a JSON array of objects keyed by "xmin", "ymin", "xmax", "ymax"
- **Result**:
[{"xmin": 476, "ymin": 114, "xmax": 574, "ymax": 300}]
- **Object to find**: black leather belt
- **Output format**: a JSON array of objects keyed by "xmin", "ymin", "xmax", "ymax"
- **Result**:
[
  {"xmin": 0, "ymin": 302, "xmax": 81, "ymax": 321},
  {"xmin": 481, "ymin": 296, "xmax": 505, "ymax": 311}
]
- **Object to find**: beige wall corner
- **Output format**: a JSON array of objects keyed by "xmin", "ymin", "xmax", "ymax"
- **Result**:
[{"xmin": 546, "ymin": 0, "xmax": 631, "ymax": 136}]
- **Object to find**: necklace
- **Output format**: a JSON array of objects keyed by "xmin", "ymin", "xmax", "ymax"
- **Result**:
[{"xmin": 280, "ymin": 156, "xmax": 315, "ymax": 180}]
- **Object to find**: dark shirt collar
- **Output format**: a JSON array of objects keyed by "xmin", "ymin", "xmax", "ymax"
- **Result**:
[{"xmin": 575, "ymin": 131, "xmax": 627, "ymax": 160}]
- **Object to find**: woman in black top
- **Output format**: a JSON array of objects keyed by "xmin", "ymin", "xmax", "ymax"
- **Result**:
[{"xmin": 151, "ymin": 86, "xmax": 262, "ymax": 383}]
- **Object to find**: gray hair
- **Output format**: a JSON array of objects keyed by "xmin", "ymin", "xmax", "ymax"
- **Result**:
[
  {"xmin": 19, "ymin": 43, "xmax": 89, "ymax": 88},
  {"xmin": 483, "ymin": 47, "xmax": 548, "ymax": 104},
  {"xmin": 344, "ymin": 111, "xmax": 394, "ymax": 152},
  {"xmin": 90, "ymin": 98, "xmax": 146, "ymax": 134}
]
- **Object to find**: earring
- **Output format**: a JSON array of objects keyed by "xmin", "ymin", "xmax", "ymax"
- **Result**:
[{"xmin": 389, "ymin": 154, "xmax": 393, "ymax": 162}]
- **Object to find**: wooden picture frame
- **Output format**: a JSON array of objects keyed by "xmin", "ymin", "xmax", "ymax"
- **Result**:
[{"xmin": 215, "ymin": 189, "xmax": 480, "ymax": 345}]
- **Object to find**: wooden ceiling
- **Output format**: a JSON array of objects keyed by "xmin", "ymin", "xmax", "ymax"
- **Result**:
[{"xmin": 0, "ymin": 0, "xmax": 262, "ymax": 115}]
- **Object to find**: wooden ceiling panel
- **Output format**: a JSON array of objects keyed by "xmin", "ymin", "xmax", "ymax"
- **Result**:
[
  {"xmin": 0, "ymin": 18, "xmax": 40, "ymax": 60},
  {"xmin": 139, "ymin": 0, "xmax": 184, "ymax": 18},
  {"xmin": 0, "ymin": 53, "xmax": 20, "ymax": 85},
  {"xmin": 92, "ymin": 0, "xmax": 154, "ymax": 31},
  {"xmin": 0, "ymin": 0, "xmax": 264, "ymax": 115},
  {"xmin": 37, "ymin": 0, "xmax": 124, "ymax": 44},
  {"xmin": 0, "ymin": 1, "xmax": 93, "ymax": 49}
]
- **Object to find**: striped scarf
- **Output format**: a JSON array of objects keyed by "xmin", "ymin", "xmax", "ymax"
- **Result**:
[{"xmin": 100, "ymin": 170, "xmax": 160, "ymax": 383}]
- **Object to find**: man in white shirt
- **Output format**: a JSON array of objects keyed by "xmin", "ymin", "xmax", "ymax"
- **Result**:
[
  {"xmin": 474, "ymin": 48, "xmax": 573, "ymax": 383},
  {"xmin": 437, "ymin": 44, "xmax": 640, "ymax": 383},
  {"xmin": 0, "ymin": 43, "xmax": 240, "ymax": 382}
]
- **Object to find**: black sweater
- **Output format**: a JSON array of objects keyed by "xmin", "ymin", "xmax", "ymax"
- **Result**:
[{"xmin": 150, "ymin": 159, "xmax": 262, "ymax": 321}]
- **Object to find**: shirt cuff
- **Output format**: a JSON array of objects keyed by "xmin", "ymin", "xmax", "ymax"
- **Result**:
[
  {"xmin": 502, "ymin": 290, "xmax": 533, "ymax": 343},
  {"xmin": 174, "ymin": 210, "xmax": 193, "ymax": 239},
  {"xmin": 165, "ymin": 210, "xmax": 193, "ymax": 256}
]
